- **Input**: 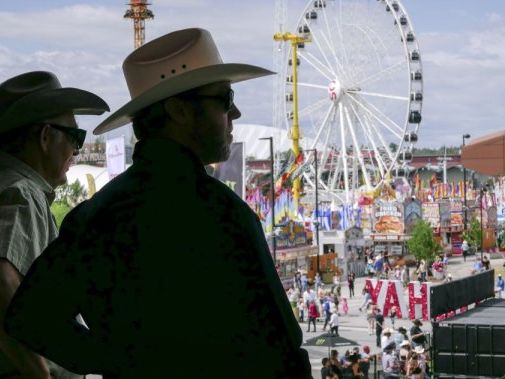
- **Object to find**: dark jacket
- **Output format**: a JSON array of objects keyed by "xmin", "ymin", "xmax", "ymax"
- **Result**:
[{"xmin": 5, "ymin": 138, "xmax": 312, "ymax": 379}]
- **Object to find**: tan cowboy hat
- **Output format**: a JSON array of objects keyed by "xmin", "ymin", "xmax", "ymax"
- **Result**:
[
  {"xmin": 414, "ymin": 346, "xmax": 425, "ymax": 354},
  {"xmin": 0, "ymin": 71, "xmax": 109, "ymax": 135},
  {"xmin": 382, "ymin": 328, "xmax": 393, "ymax": 335},
  {"xmin": 93, "ymin": 28, "xmax": 274, "ymax": 135}
]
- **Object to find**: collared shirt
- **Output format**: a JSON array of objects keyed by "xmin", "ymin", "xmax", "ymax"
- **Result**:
[
  {"xmin": 0, "ymin": 151, "xmax": 57, "ymax": 275},
  {"xmin": 0, "ymin": 151, "xmax": 80, "ymax": 379}
]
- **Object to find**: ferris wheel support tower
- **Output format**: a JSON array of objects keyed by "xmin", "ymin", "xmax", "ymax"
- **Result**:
[{"xmin": 124, "ymin": 0, "xmax": 154, "ymax": 49}]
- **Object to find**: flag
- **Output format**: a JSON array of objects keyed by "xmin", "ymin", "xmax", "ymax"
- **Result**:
[{"xmin": 275, "ymin": 150, "xmax": 305, "ymax": 195}]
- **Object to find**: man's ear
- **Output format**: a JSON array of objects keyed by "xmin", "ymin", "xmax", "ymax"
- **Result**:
[
  {"xmin": 38, "ymin": 124, "xmax": 53, "ymax": 154},
  {"xmin": 163, "ymin": 97, "xmax": 192, "ymax": 125}
]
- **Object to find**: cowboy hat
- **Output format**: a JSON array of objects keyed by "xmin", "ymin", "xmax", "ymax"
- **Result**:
[
  {"xmin": 400, "ymin": 340, "xmax": 410, "ymax": 347},
  {"xmin": 0, "ymin": 71, "xmax": 109, "ymax": 135},
  {"xmin": 413, "ymin": 319, "xmax": 423, "ymax": 326},
  {"xmin": 414, "ymin": 346, "xmax": 425, "ymax": 354},
  {"xmin": 94, "ymin": 28, "xmax": 274, "ymax": 135},
  {"xmin": 382, "ymin": 328, "xmax": 393, "ymax": 335}
]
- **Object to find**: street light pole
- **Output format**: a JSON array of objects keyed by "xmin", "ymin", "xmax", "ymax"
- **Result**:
[
  {"xmin": 462, "ymin": 134, "xmax": 471, "ymax": 231},
  {"xmin": 260, "ymin": 137, "xmax": 276, "ymax": 265},
  {"xmin": 479, "ymin": 186, "xmax": 488, "ymax": 261},
  {"xmin": 305, "ymin": 148, "xmax": 320, "ymax": 273},
  {"xmin": 480, "ymin": 188, "xmax": 484, "ymax": 261}
]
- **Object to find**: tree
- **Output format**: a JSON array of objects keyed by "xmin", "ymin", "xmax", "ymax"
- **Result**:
[
  {"xmin": 407, "ymin": 220, "xmax": 441, "ymax": 262},
  {"xmin": 54, "ymin": 180, "xmax": 87, "ymax": 207},
  {"xmin": 463, "ymin": 217, "xmax": 482, "ymax": 253},
  {"xmin": 50, "ymin": 202, "xmax": 72, "ymax": 228},
  {"xmin": 50, "ymin": 180, "xmax": 88, "ymax": 228}
]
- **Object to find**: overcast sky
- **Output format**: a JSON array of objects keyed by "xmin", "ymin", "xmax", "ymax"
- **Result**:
[{"xmin": 1, "ymin": 0, "xmax": 504, "ymax": 148}]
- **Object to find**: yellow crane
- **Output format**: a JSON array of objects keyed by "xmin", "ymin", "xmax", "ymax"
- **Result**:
[{"xmin": 273, "ymin": 32, "xmax": 310, "ymax": 205}]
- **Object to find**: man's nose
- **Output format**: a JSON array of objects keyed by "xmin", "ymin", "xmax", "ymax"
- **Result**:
[{"xmin": 229, "ymin": 103, "xmax": 241, "ymax": 120}]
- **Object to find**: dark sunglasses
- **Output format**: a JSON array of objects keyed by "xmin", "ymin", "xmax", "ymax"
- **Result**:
[
  {"xmin": 48, "ymin": 124, "xmax": 87, "ymax": 150},
  {"xmin": 190, "ymin": 88, "xmax": 234, "ymax": 112}
]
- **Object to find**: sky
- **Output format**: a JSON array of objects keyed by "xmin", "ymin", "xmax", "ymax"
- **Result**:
[{"xmin": 1, "ymin": 0, "xmax": 505, "ymax": 148}]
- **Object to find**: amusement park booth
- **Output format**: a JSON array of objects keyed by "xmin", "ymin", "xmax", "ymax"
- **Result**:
[{"xmin": 274, "ymin": 220, "xmax": 318, "ymax": 287}]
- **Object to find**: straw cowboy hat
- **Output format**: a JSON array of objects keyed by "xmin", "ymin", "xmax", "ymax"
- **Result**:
[
  {"xmin": 414, "ymin": 346, "xmax": 425, "ymax": 354},
  {"xmin": 382, "ymin": 328, "xmax": 393, "ymax": 335},
  {"xmin": 94, "ymin": 28, "xmax": 274, "ymax": 135},
  {"xmin": 0, "ymin": 71, "xmax": 109, "ymax": 135}
]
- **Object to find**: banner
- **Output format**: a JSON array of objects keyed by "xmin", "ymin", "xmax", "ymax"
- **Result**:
[
  {"xmin": 365, "ymin": 279, "xmax": 431, "ymax": 320},
  {"xmin": 404, "ymin": 198, "xmax": 422, "ymax": 234},
  {"xmin": 422, "ymin": 202, "xmax": 440, "ymax": 228},
  {"xmin": 210, "ymin": 142, "xmax": 244, "ymax": 199},
  {"xmin": 439, "ymin": 200, "xmax": 451, "ymax": 228},
  {"xmin": 373, "ymin": 199, "xmax": 404, "ymax": 234},
  {"xmin": 450, "ymin": 200, "xmax": 463, "ymax": 227},
  {"xmin": 106, "ymin": 136, "xmax": 125, "ymax": 180}
]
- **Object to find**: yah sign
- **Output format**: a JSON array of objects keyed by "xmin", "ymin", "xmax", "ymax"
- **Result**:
[{"xmin": 365, "ymin": 279, "xmax": 431, "ymax": 321}]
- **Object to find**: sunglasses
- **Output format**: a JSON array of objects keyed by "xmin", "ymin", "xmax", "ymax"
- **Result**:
[
  {"xmin": 48, "ymin": 124, "xmax": 87, "ymax": 150},
  {"xmin": 190, "ymin": 88, "xmax": 235, "ymax": 112}
]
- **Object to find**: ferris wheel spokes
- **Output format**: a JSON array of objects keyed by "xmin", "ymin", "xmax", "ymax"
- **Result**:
[
  {"xmin": 301, "ymin": 18, "xmax": 339, "ymax": 78},
  {"xmin": 347, "ymin": 89, "xmax": 409, "ymax": 101},
  {"xmin": 351, "ymin": 59, "xmax": 404, "ymax": 89},
  {"xmin": 343, "ymin": 104, "xmax": 372, "ymax": 188},
  {"xmin": 348, "ymin": 100, "xmax": 387, "ymax": 179},
  {"xmin": 320, "ymin": 4, "xmax": 347, "ymax": 76},
  {"xmin": 346, "ymin": 94, "xmax": 403, "ymax": 139},
  {"xmin": 354, "ymin": 94, "xmax": 407, "ymax": 136},
  {"xmin": 297, "ymin": 51, "xmax": 335, "ymax": 81},
  {"xmin": 338, "ymin": 102, "xmax": 351, "ymax": 204}
]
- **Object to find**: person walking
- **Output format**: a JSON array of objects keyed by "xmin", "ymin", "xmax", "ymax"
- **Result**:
[
  {"xmin": 462, "ymin": 239, "xmax": 469, "ymax": 262},
  {"xmin": 366, "ymin": 303, "xmax": 375, "ymax": 335},
  {"xmin": 307, "ymin": 300, "xmax": 319, "ymax": 332},
  {"xmin": 375, "ymin": 309, "xmax": 384, "ymax": 348},
  {"xmin": 496, "ymin": 274, "xmax": 505, "ymax": 298},
  {"xmin": 5, "ymin": 28, "xmax": 312, "ymax": 379},
  {"xmin": 322, "ymin": 297, "xmax": 332, "ymax": 331},
  {"xmin": 347, "ymin": 273, "xmax": 355, "ymax": 298},
  {"xmin": 329, "ymin": 309, "xmax": 339, "ymax": 336}
]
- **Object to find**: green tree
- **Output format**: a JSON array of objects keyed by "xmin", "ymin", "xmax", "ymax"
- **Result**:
[
  {"xmin": 50, "ymin": 180, "xmax": 87, "ymax": 228},
  {"xmin": 407, "ymin": 220, "xmax": 440, "ymax": 262},
  {"xmin": 50, "ymin": 202, "xmax": 72, "ymax": 228},
  {"xmin": 54, "ymin": 180, "xmax": 87, "ymax": 208},
  {"xmin": 463, "ymin": 217, "xmax": 482, "ymax": 252}
]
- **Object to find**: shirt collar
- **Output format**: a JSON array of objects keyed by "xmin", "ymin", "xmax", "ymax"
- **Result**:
[
  {"xmin": 132, "ymin": 137, "xmax": 206, "ymax": 176},
  {"xmin": 0, "ymin": 151, "xmax": 55, "ymax": 203}
]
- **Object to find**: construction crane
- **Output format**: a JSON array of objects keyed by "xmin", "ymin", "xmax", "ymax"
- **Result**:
[{"xmin": 124, "ymin": 0, "xmax": 154, "ymax": 49}]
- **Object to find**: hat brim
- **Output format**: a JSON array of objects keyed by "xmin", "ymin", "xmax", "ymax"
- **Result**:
[
  {"xmin": 0, "ymin": 88, "xmax": 109, "ymax": 134},
  {"xmin": 93, "ymin": 63, "xmax": 274, "ymax": 135}
]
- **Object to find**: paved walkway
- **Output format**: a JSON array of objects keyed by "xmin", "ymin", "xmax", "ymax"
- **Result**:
[
  {"xmin": 84, "ymin": 254, "xmax": 504, "ymax": 379},
  {"xmin": 301, "ymin": 253, "xmax": 505, "ymax": 378}
]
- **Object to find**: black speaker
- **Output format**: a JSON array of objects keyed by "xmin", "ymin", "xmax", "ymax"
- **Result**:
[
  {"xmin": 452, "ymin": 325, "xmax": 467, "ymax": 353},
  {"xmin": 493, "ymin": 326, "xmax": 505, "ymax": 354},
  {"xmin": 434, "ymin": 326, "xmax": 453, "ymax": 352}
]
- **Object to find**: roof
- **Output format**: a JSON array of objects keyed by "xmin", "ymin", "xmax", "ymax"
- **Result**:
[
  {"xmin": 233, "ymin": 123, "xmax": 325, "ymax": 159},
  {"xmin": 66, "ymin": 164, "xmax": 116, "ymax": 193}
]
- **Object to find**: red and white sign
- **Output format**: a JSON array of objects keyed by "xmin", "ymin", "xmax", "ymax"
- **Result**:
[{"xmin": 365, "ymin": 279, "xmax": 431, "ymax": 321}]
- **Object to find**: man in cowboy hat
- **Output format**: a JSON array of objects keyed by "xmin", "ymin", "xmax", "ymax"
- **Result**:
[
  {"xmin": 5, "ymin": 29, "xmax": 312, "ymax": 379},
  {"xmin": 410, "ymin": 319, "xmax": 426, "ymax": 348},
  {"xmin": 0, "ymin": 71, "xmax": 108, "ymax": 379}
]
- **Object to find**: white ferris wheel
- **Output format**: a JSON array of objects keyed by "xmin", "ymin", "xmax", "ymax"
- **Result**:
[{"xmin": 276, "ymin": 0, "xmax": 423, "ymax": 205}]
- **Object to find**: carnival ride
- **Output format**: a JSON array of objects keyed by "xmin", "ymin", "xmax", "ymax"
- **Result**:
[{"xmin": 274, "ymin": 0, "xmax": 423, "ymax": 209}]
